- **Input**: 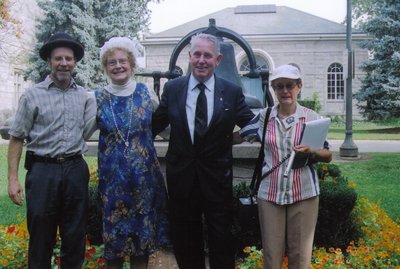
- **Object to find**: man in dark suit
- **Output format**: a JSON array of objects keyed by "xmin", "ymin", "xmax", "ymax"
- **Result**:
[{"xmin": 152, "ymin": 33, "xmax": 254, "ymax": 269}]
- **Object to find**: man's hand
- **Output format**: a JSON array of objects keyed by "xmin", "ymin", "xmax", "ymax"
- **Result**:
[
  {"xmin": 8, "ymin": 178, "xmax": 24, "ymax": 206},
  {"xmin": 232, "ymin": 131, "xmax": 244, "ymax": 145},
  {"xmin": 7, "ymin": 136, "xmax": 24, "ymax": 206}
]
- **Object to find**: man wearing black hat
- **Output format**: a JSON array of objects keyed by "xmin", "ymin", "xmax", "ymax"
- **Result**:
[{"xmin": 7, "ymin": 32, "xmax": 96, "ymax": 269}]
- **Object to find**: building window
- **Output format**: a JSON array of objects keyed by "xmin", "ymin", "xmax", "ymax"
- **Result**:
[
  {"xmin": 239, "ymin": 54, "xmax": 269, "ymax": 73},
  {"xmin": 13, "ymin": 69, "xmax": 23, "ymax": 109},
  {"xmin": 327, "ymin": 63, "xmax": 344, "ymax": 100}
]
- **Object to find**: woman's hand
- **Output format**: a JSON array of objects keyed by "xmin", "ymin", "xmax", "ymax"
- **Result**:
[
  {"xmin": 293, "ymin": 144, "xmax": 313, "ymax": 160},
  {"xmin": 294, "ymin": 144, "xmax": 332, "ymax": 163}
]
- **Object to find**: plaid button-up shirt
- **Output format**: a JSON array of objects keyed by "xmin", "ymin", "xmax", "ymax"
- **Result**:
[{"xmin": 9, "ymin": 76, "xmax": 96, "ymax": 157}]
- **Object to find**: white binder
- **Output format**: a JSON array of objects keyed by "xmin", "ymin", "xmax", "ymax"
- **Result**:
[{"xmin": 284, "ymin": 118, "xmax": 331, "ymax": 177}]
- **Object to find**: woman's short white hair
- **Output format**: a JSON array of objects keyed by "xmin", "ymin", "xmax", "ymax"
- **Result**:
[{"xmin": 100, "ymin": 37, "xmax": 141, "ymax": 60}]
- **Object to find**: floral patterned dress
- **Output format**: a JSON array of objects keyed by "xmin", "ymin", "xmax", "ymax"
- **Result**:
[{"xmin": 95, "ymin": 83, "xmax": 169, "ymax": 260}]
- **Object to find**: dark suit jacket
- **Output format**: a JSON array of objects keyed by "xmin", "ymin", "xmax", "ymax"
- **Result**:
[{"xmin": 152, "ymin": 75, "xmax": 254, "ymax": 202}]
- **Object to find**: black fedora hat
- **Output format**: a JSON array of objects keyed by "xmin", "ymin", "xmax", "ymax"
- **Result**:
[{"xmin": 39, "ymin": 32, "xmax": 84, "ymax": 61}]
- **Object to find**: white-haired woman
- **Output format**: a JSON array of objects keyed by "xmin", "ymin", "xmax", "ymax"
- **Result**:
[{"xmin": 95, "ymin": 37, "xmax": 169, "ymax": 269}]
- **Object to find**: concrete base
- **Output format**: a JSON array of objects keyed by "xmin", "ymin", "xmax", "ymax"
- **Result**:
[{"xmin": 87, "ymin": 141, "xmax": 260, "ymax": 183}]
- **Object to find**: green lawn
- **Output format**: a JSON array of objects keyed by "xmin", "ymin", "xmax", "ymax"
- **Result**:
[
  {"xmin": 328, "ymin": 120, "xmax": 400, "ymax": 140},
  {"xmin": 1, "ymin": 145, "xmax": 399, "ymax": 225},
  {"xmin": 333, "ymin": 152, "xmax": 400, "ymax": 222},
  {"xmin": 0, "ymin": 145, "xmax": 96, "ymax": 226}
]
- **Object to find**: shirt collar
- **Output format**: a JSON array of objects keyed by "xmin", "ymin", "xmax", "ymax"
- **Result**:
[
  {"xmin": 271, "ymin": 103, "xmax": 308, "ymax": 120},
  {"xmin": 189, "ymin": 75, "xmax": 214, "ymax": 92}
]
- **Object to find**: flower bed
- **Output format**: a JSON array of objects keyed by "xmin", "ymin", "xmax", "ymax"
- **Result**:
[
  {"xmin": 0, "ymin": 218, "xmax": 106, "ymax": 268},
  {"xmin": 238, "ymin": 198, "xmax": 400, "ymax": 269},
  {"xmin": 0, "ymin": 163, "xmax": 106, "ymax": 268},
  {"xmin": 2, "ymin": 163, "xmax": 399, "ymax": 268}
]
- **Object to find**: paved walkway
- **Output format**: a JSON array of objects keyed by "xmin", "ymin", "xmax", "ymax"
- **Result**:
[
  {"xmin": 329, "ymin": 139, "xmax": 400, "ymax": 153},
  {"xmin": 2, "ymin": 138, "xmax": 400, "ymax": 153}
]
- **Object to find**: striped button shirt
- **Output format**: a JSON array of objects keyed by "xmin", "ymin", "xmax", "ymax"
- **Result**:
[
  {"xmin": 240, "ymin": 104, "xmax": 329, "ymax": 205},
  {"xmin": 9, "ymin": 76, "xmax": 96, "ymax": 157}
]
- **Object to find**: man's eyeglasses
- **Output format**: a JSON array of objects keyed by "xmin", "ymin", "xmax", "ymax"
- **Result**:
[{"xmin": 273, "ymin": 83, "xmax": 296, "ymax": 91}]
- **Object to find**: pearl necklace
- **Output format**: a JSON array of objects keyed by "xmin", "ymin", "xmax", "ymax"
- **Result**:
[{"xmin": 108, "ymin": 91, "xmax": 134, "ymax": 150}]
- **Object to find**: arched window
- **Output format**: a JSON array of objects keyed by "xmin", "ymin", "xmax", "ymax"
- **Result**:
[
  {"xmin": 239, "ymin": 55, "xmax": 269, "ymax": 72},
  {"xmin": 327, "ymin": 63, "xmax": 344, "ymax": 100},
  {"xmin": 238, "ymin": 53, "xmax": 270, "ymax": 106}
]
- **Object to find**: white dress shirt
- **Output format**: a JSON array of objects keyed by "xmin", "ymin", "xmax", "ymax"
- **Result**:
[{"xmin": 186, "ymin": 75, "xmax": 215, "ymax": 143}]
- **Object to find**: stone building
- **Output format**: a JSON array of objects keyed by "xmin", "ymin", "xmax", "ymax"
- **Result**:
[
  {"xmin": 142, "ymin": 5, "xmax": 369, "ymax": 118},
  {"xmin": 0, "ymin": 4, "xmax": 369, "ymax": 120},
  {"xmin": 0, "ymin": 0, "xmax": 40, "ymax": 121}
]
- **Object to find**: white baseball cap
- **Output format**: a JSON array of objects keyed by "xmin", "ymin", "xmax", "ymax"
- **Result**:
[{"xmin": 270, "ymin": 65, "xmax": 301, "ymax": 82}]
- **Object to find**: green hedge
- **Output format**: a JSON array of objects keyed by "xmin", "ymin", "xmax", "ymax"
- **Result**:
[
  {"xmin": 87, "ymin": 163, "xmax": 361, "ymax": 252},
  {"xmin": 298, "ymin": 100, "xmax": 317, "ymax": 110},
  {"xmin": 298, "ymin": 92, "xmax": 321, "ymax": 112},
  {"xmin": 87, "ymin": 181, "xmax": 103, "ymax": 245}
]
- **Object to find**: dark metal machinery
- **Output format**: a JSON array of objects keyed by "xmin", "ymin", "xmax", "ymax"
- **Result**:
[{"xmin": 136, "ymin": 18, "xmax": 274, "ymax": 108}]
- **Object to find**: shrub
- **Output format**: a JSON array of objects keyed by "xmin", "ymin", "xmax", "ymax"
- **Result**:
[
  {"xmin": 329, "ymin": 115, "xmax": 345, "ymax": 124},
  {"xmin": 298, "ymin": 99, "xmax": 316, "ymax": 110},
  {"xmin": 298, "ymin": 92, "xmax": 321, "ymax": 112},
  {"xmin": 315, "ymin": 163, "xmax": 361, "ymax": 251},
  {"xmin": 86, "ymin": 163, "xmax": 103, "ymax": 245},
  {"xmin": 233, "ymin": 182, "xmax": 261, "ymax": 255},
  {"xmin": 87, "ymin": 181, "xmax": 103, "ymax": 245}
]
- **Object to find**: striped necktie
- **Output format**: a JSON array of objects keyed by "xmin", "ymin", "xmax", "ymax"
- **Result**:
[{"xmin": 194, "ymin": 83, "xmax": 207, "ymax": 146}]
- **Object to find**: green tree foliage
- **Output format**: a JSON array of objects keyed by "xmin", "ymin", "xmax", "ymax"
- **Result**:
[
  {"xmin": 25, "ymin": 0, "xmax": 156, "ymax": 89},
  {"xmin": 354, "ymin": 0, "xmax": 400, "ymax": 120},
  {"xmin": 351, "ymin": 0, "xmax": 381, "ymax": 26},
  {"xmin": 0, "ymin": 0, "xmax": 22, "ymax": 60}
]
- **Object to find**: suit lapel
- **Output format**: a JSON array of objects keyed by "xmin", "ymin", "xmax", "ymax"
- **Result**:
[
  {"xmin": 208, "ymin": 77, "xmax": 224, "ymax": 129},
  {"xmin": 175, "ymin": 77, "xmax": 192, "ymax": 144}
]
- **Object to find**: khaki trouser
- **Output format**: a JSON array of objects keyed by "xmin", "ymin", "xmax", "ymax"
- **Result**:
[{"xmin": 258, "ymin": 196, "xmax": 319, "ymax": 269}]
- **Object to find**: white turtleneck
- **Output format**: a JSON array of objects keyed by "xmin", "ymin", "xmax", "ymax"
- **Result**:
[
  {"xmin": 105, "ymin": 79, "xmax": 137, "ymax": 97},
  {"xmin": 104, "ymin": 78, "xmax": 159, "ymax": 110}
]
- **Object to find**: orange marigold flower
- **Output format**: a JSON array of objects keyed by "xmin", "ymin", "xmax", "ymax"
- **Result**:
[
  {"xmin": 7, "ymin": 225, "xmax": 15, "ymax": 234},
  {"xmin": 1, "ymin": 258, "xmax": 9, "ymax": 266},
  {"xmin": 87, "ymin": 261, "xmax": 96, "ymax": 269}
]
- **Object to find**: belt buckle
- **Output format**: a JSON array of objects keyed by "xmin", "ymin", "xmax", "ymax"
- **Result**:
[{"xmin": 56, "ymin": 156, "xmax": 66, "ymax": 163}]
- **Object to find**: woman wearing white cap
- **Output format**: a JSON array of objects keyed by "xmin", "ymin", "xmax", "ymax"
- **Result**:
[
  {"xmin": 239, "ymin": 64, "xmax": 332, "ymax": 269},
  {"xmin": 94, "ymin": 37, "xmax": 169, "ymax": 269}
]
